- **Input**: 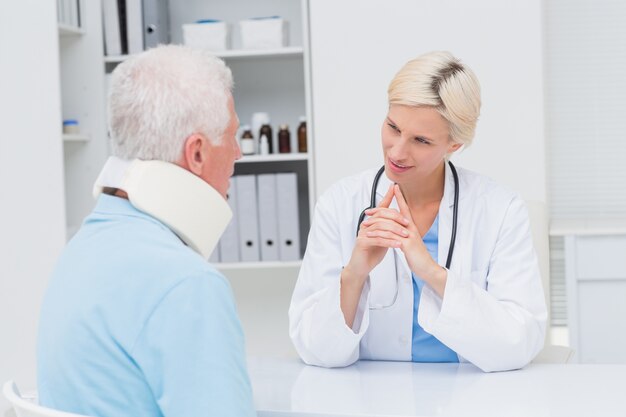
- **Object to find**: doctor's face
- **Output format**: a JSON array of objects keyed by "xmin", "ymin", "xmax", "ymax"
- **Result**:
[{"xmin": 381, "ymin": 105, "xmax": 461, "ymax": 185}]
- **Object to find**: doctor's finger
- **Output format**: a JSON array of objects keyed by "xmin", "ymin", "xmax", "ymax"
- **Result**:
[
  {"xmin": 365, "ymin": 229, "xmax": 410, "ymax": 241},
  {"xmin": 361, "ymin": 218, "xmax": 410, "ymax": 237},
  {"xmin": 393, "ymin": 185, "xmax": 412, "ymax": 219},
  {"xmin": 357, "ymin": 235, "xmax": 401, "ymax": 248},
  {"xmin": 363, "ymin": 208, "xmax": 410, "ymax": 226},
  {"xmin": 377, "ymin": 184, "xmax": 395, "ymax": 209}
]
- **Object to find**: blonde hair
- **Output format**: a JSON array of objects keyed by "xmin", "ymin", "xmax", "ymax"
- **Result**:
[
  {"xmin": 108, "ymin": 44, "xmax": 233, "ymax": 162},
  {"xmin": 388, "ymin": 51, "xmax": 481, "ymax": 147}
]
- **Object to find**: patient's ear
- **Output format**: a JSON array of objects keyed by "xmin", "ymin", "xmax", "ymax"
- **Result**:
[{"xmin": 179, "ymin": 133, "xmax": 208, "ymax": 175}]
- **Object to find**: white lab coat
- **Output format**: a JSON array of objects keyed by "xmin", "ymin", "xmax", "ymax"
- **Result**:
[{"xmin": 289, "ymin": 163, "xmax": 547, "ymax": 372}]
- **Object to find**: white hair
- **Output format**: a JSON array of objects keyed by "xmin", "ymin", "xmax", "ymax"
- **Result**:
[
  {"xmin": 108, "ymin": 44, "xmax": 233, "ymax": 162},
  {"xmin": 388, "ymin": 51, "xmax": 481, "ymax": 147}
]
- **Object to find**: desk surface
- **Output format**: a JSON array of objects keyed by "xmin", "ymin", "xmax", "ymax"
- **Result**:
[{"xmin": 248, "ymin": 357, "xmax": 626, "ymax": 417}]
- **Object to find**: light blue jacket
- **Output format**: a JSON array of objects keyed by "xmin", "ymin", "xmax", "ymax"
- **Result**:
[{"xmin": 37, "ymin": 194, "xmax": 255, "ymax": 417}]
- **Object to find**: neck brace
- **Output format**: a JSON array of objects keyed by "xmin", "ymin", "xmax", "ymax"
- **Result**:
[{"xmin": 93, "ymin": 156, "xmax": 232, "ymax": 260}]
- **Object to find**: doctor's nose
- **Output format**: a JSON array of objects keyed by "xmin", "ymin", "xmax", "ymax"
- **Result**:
[{"xmin": 388, "ymin": 140, "xmax": 411, "ymax": 160}]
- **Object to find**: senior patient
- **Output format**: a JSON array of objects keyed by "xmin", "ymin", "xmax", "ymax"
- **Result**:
[{"xmin": 37, "ymin": 45, "xmax": 254, "ymax": 417}]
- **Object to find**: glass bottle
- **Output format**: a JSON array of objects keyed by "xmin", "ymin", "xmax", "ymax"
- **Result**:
[
  {"xmin": 297, "ymin": 116, "xmax": 307, "ymax": 153},
  {"xmin": 240, "ymin": 125, "xmax": 255, "ymax": 155},
  {"xmin": 278, "ymin": 124, "xmax": 291, "ymax": 153},
  {"xmin": 259, "ymin": 122, "xmax": 273, "ymax": 154},
  {"xmin": 259, "ymin": 134, "xmax": 270, "ymax": 155}
]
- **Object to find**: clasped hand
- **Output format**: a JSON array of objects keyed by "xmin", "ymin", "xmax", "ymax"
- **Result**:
[{"xmin": 346, "ymin": 184, "xmax": 443, "ymax": 287}]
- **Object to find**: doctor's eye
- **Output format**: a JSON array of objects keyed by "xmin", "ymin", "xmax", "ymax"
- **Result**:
[
  {"xmin": 414, "ymin": 136, "xmax": 430, "ymax": 145},
  {"xmin": 387, "ymin": 122, "xmax": 400, "ymax": 132}
]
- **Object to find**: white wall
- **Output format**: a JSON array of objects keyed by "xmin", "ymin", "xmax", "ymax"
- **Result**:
[
  {"xmin": 0, "ymin": 0, "xmax": 66, "ymax": 408},
  {"xmin": 309, "ymin": 0, "xmax": 546, "ymax": 203}
]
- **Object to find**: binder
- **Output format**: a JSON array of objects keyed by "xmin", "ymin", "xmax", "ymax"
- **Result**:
[
  {"xmin": 218, "ymin": 177, "xmax": 240, "ymax": 263},
  {"xmin": 143, "ymin": 0, "xmax": 170, "ymax": 49},
  {"xmin": 126, "ymin": 0, "xmax": 144, "ymax": 54},
  {"xmin": 102, "ymin": 0, "xmax": 122, "ymax": 55},
  {"xmin": 257, "ymin": 174, "xmax": 280, "ymax": 261},
  {"xmin": 117, "ymin": 0, "xmax": 129, "ymax": 55},
  {"xmin": 69, "ymin": 0, "xmax": 79, "ymax": 27},
  {"xmin": 235, "ymin": 175, "xmax": 261, "ymax": 262},
  {"xmin": 276, "ymin": 173, "xmax": 301, "ymax": 261}
]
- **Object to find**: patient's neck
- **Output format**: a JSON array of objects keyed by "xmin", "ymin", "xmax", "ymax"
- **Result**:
[{"xmin": 102, "ymin": 187, "xmax": 129, "ymax": 200}]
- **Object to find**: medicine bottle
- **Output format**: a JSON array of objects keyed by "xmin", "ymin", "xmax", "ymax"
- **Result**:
[
  {"xmin": 297, "ymin": 116, "xmax": 307, "ymax": 153},
  {"xmin": 240, "ymin": 125, "xmax": 255, "ymax": 155},
  {"xmin": 259, "ymin": 122, "xmax": 273, "ymax": 154},
  {"xmin": 259, "ymin": 134, "xmax": 270, "ymax": 155},
  {"xmin": 278, "ymin": 124, "xmax": 291, "ymax": 153}
]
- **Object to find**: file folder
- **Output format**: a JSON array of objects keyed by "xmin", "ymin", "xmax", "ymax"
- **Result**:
[
  {"xmin": 143, "ymin": 0, "xmax": 170, "ymax": 49},
  {"xmin": 102, "ymin": 0, "xmax": 122, "ymax": 55},
  {"xmin": 218, "ymin": 177, "xmax": 240, "ymax": 263},
  {"xmin": 126, "ymin": 0, "xmax": 144, "ymax": 54},
  {"xmin": 236, "ymin": 175, "xmax": 261, "ymax": 262},
  {"xmin": 276, "ymin": 173, "xmax": 301, "ymax": 261},
  {"xmin": 257, "ymin": 174, "xmax": 280, "ymax": 261}
]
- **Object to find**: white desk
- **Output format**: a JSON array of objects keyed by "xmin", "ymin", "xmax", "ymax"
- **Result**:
[{"xmin": 249, "ymin": 357, "xmax": 626, "ymax": 417}]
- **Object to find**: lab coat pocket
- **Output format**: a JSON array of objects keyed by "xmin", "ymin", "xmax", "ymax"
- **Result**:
[{"xmin": 470, "ymin": 268, "xmax": 488, "ymax": 290}]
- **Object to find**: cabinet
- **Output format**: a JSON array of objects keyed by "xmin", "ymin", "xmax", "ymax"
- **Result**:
[
  {"xmin": 63, "ymin": 0, "xmax": 314, "ymax": 269},
  {"xmin": 57, "ymin": 0, "xmax": 110, "ymax": 239},
  {"xmin": 558, "ymin": 222, "xmax": 626, "ymax": 364}
]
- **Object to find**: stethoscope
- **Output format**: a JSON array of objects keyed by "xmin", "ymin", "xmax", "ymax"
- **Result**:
[{"xmin": 356, "ymin": 161, "xmax": 460, "ymax": 309}]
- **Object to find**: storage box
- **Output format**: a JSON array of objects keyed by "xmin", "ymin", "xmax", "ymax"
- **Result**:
[
  {"xmin": 182, "ymin": 20, "xmax": 230, "ymax": 51},
  {"xmin": 239, "ymin": 17, "xmax": 288, "ymax": 49}
]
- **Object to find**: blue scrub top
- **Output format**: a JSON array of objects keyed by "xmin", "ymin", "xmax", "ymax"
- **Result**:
[{"xmin": 411, "ymin": 215, "xmax": 459, "ymax": 362}]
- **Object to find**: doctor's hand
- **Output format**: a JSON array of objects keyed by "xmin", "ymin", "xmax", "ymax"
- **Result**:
[
  {"xmin": 341, "ymin": 184, "xmax": 406, "ymax": 328},
  {"xmin": 359, "ymin": 185, "xmax": 447, "ymax": 298},
  {"xmin": 343, "ymin": 184, "xmax": 406, "ymax": 283},
  {"xmin": 393, "ymin": 184, "xmax": 447, "ymax": 297}
]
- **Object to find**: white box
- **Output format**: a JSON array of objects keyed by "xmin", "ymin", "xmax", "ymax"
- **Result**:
[
  {"xmin": 239, "ymin": 17, "xmax": 288, "ymax": 50},
  {"xmin": 182, "ymin": 20, "xmax": 230, "ymax": 51}
]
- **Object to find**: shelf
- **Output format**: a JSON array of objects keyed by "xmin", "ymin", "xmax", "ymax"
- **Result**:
[
  {"xmin": 62, "ymin": 133, "xmax": 90, "ymax": 143},
  {"xmin": 215, "ymin": 260, "xmax": 302, "ymax": 271},
  {"xmin": 236, "ymin": 153, "xmax": 308, "ymax": 164},
  {"xmin": 217, "ymin": 46, "xmax": 304, "ymax": 59},
  {"xmin": 104, "ymin": 46, "xmax": 304, "ymax": 64},
  {"xmin": 58, "ymin": 23, "xmax": 84, "ymax": 36}
]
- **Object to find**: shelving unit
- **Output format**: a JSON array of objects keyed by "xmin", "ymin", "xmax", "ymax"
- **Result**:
[
  {"xmin": 58, "ymin": 23, "xmax": 84, "ymax": 36},
  {"xmin": 62, "ymin": 133, "xmax": 90, "ymax": 143},
  {"xmin": 216, "ymin": 260, "xmax": 302, "ymax": 271},
  {"xmin": 56, "ymin": 0, "xmax": 314, "ymax": 267},
  {"xmin": 236, "ymin": 153, "xmax": 308, "ymax": 164},
  {"xmin": 101, "ymin": 0, "xmax": 315, "ymax": 268},
  {"xmin": 104, "ymin": 46, "xmax": 304, "ymax": 63},
  {"xmin": 58, "ymin": 0, "xmax": 110, "ymax": 240}
]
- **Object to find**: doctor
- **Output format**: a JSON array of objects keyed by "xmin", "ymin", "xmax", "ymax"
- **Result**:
[{"xmin": 289, "ymin": 51, "xmax": 547, "ymax": 372}]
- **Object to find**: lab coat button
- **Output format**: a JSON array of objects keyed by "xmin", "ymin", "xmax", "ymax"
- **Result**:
[{"xmin": 399, "ymin": 335, "xmax": 408, "ymax": 344}]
